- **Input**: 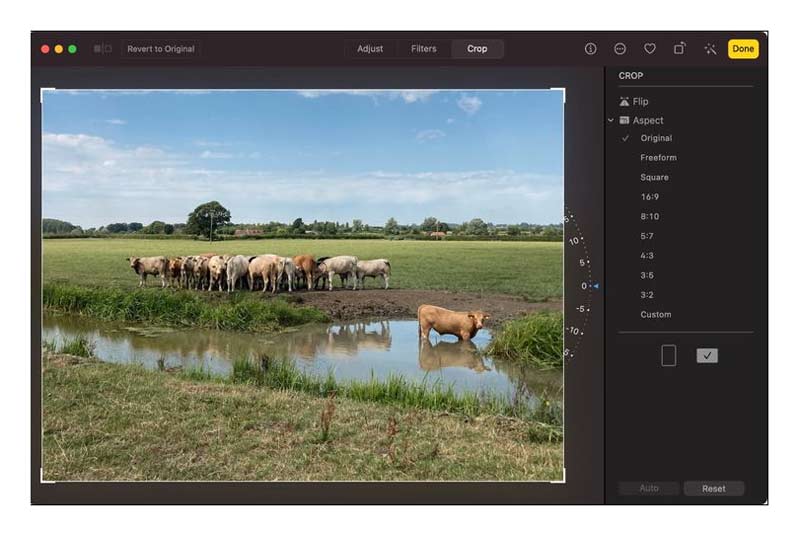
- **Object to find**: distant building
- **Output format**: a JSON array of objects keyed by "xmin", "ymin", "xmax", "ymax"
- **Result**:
[
  {"xmin": 429, "ymin": 231, "xmax": 447, "ymax": 239},
  {"xmin": 234, "ymin": 228, "xmax": 264, "ymax": 237}
]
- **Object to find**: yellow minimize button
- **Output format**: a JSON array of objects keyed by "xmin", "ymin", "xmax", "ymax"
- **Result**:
[{"xmin": 728, "ymin": 39, "xmax": 759, "ymax": 59}]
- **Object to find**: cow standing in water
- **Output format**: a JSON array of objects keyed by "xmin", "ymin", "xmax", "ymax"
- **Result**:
[{"xmin": 417, "ymin": 304, "xmax": 490, "ymax": 341}]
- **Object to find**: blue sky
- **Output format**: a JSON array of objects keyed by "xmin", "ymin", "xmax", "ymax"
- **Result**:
[{"xmin": 42, "ymin": 89, "xmax": 563, "ymax": 228}]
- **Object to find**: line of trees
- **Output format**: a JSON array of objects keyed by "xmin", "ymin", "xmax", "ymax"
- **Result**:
[
  {"xmin": 221, "ymin": 215, "xmax": 562, "ymax": 239},
  {"xmin": 43, "ymin": 219, "xmax": 183, "ymax": 237},
  {"xmin": 43, "ymin": 201, "xmax": 563, "ymax": 241}
]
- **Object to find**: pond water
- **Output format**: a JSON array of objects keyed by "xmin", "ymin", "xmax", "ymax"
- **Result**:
[{"xmin": 42, "ymin": 313, "xmax": 562, "ymax": 404}]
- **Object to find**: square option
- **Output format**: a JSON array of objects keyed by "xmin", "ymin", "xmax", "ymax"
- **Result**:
[{"xmin": 697, "ymin": 348, "xmax": 719, "ymax": 364}]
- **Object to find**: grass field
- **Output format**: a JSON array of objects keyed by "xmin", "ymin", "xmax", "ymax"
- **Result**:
[
  {"xmin": 43, "ymin": 238, "xmax": 563, "ymax": 301},
  {"xmin": 43, "ymin": 352, "xmax": 563, "ymax": 481},
  {"xmin": 41, "ymin": 238, "xmax": 565, "ymax": 480}
]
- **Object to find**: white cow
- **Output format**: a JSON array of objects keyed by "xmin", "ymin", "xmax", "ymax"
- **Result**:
[
  {"xmin": 128, "ymin": 256, "xmax": 169, "ymax": 288},
  {"xmin": 281, "ymin": 257, "xmax": 297, "ymax": 292},
  {"xmin": 319, "ymin": 256, "xmax": 359, "ymax": 291},
  {"xmin": 207, "ymin": 255, "xmax": 227, "ymax": 292},
  {"xmin": 248, "ymin": 254, "xmax": 286, "ymax": 293},
  {"xmin": 356, "ymin": 259, "xmax": 391, "ymax": 289},
  {"xmin": 225, "ymin": 255, "xmax": 250, "ymax": 292}
]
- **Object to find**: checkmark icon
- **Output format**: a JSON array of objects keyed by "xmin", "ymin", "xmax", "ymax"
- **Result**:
[
  {"xmin": 621, "ymin": 134, "xmax": 630, "ymax": 142},
  {"xmin": 696, "ymin": 348, "xmax": 718, "ymax": 364}
]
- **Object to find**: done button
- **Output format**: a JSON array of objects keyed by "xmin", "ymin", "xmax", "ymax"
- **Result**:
[{"xmin": 728, "ymin": 39, "xmax": 759, "ymax": 59}]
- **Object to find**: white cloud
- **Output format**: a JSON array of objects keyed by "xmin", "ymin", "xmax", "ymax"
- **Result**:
[
  {"xmin": 446, "ymin": 118, "xmax": 455, "ymax": 124},
  {"xmin": 105, "ymin": 118, "xmax": 126, "ymax": 125},
  {"xmin": 457, "ymin": 95, "xmax": 482, "ymax": 115},
  {"xmin": 193, "ymin": 140, "xmax": 230, "ymax": 148},
  {"xmin": 42, "ymin": 132, "xmax": 562, "ymax": 227},
  {"xmin": 415, "ymin": 129, "xmax": 445, "ymax": 142},
  {"xmin": 296, "ymin": 90, "xmax": 439, "ymax": 103},
  {"xmin": 200, "ymin": 150, "xmax": 233, "ymax": 159},
  {"xmin": 398, "ymin": 90, "xmax": 438, "ymax": 103}
]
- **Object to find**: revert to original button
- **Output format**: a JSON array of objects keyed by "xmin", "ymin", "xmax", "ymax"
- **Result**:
[
  {"xmin": 728, "ymin": 39, "xmax": 759, "ymax": 59},
  {"xmin": 684, "ymin": 481, "xmax": 746, "ymax": 497}
]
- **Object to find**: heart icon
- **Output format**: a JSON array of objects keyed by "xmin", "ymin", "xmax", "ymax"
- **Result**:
[{"xmin": 644, "ymin": 42, "xmax": 657, "ymax": 54}]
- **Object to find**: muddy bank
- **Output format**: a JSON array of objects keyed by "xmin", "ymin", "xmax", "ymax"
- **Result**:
[{"xmin": 282, "ymin": 288, "xmax": 562, "ymax": 323}]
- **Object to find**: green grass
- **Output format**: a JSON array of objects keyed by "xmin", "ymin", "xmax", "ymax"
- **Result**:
[
  {"xmin": 218, "ymin": 357, "xmax": 561, "ymax": 433},
  {"xmin": 486, "ymin": 312, "xmax": 564, "ymax": 369},
  {"xmin": 43, "ymin": 238, "xmax": 563, "ymax": 300},
  {"xmin": 43, "ymin": 334, "xmax": 96, "ymax": 358},
  {"xmin": 42, "ymin": 353, "xmax": 564, "ymax": 481},
  {"xmin": 43, "ymin": 282, "xmax": 328, "ymax": 332}
]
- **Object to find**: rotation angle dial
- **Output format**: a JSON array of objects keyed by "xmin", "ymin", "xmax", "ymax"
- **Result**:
[{"xmin": 563, "ymin": 206, "xmax": 595, "ymax": 361}]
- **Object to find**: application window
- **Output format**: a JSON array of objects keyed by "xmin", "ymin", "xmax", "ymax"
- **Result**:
[{"xmin": 30, "ymin": 31, "xmax": 767, "ymax": 504}]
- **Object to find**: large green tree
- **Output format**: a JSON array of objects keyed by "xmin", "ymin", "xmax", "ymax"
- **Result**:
[
  {"xmin": 464, "ymin": 218, "xmax": 488, "ymax": 235},
  {"xmin": 143, "ymin": 220, "xmax": 167, "ymax": 234},
  {"xmin": 384, "ymin": 217, "xmax": 399, "ymax": 235},
  {"xmin": 185, "ymin": 201, "xmax": 231, "ymax": 241},
  {"xmin": 420, "ymin": 216, "xmax": 439, "ymax": 232}
]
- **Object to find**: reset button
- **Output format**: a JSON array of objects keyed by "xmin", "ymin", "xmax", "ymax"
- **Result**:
[{"xmin": 684, "ymin": 481, "xmax": 746, "ymax": 497}]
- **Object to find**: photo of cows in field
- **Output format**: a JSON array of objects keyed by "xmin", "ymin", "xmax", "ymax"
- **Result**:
[{"xmin": 40, "ymin": 88, "xmax": 565, "ymax": 482}]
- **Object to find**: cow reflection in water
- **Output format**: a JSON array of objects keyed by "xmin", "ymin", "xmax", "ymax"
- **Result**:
[
  {"xmin": 285, "ymin": 321, "xmax": 392, "ymax": 359},
  {"xmin": 418, "ymin": 337, "xmax": 490, "ymax": 373}
]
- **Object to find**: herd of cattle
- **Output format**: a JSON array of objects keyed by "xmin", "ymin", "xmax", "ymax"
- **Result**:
[
  {"xmin": 127, "ymin": 253, "xmax": 491, "ymax": 341},
  {"xmin": 127, "ymin": 253, "xmax": 391, "ymax": 293}
]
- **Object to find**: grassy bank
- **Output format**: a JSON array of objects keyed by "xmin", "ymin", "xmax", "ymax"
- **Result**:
[
  {"xmin": 42, "ymin": 352, "xmax": 563, "ymax": 481},
  {"xmin": 42, "ymin": 335, "xmax": 96, "ymax": 358},
  {"xmin": 486, "ymin": 312, "xmax": 564, "ymax": 369},
  {"xmin": 43, "ymin": 238, "xmax": 563, "ymax": 300},
  {"xmin": 43, "ymin": 283, "xmax": 328, "ymax": 332},
  {"xmin": 212, "ymin": 357, "xmax": 562, "ymax": 432}
]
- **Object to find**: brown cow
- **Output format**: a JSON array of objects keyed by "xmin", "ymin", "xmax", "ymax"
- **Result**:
[
  {"xmin": 167, "ymin": 257, "xmax": 183, "ymax": 288},
  {"xmin": 293, "ymin": 254, "xmax": 320, "ymax": 290},
  {"xmin": 417, "ymin": 304, "xmax": 490, "ymax": 341},
  {"xmin": 193, "ymin": 256, "xmax": 211, "ymax": 290}
]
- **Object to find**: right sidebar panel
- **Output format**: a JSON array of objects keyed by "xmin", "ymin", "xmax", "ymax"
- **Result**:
[{"xmin": 604, "ymin": 67, "xmax": 768, "ymax": 503}]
